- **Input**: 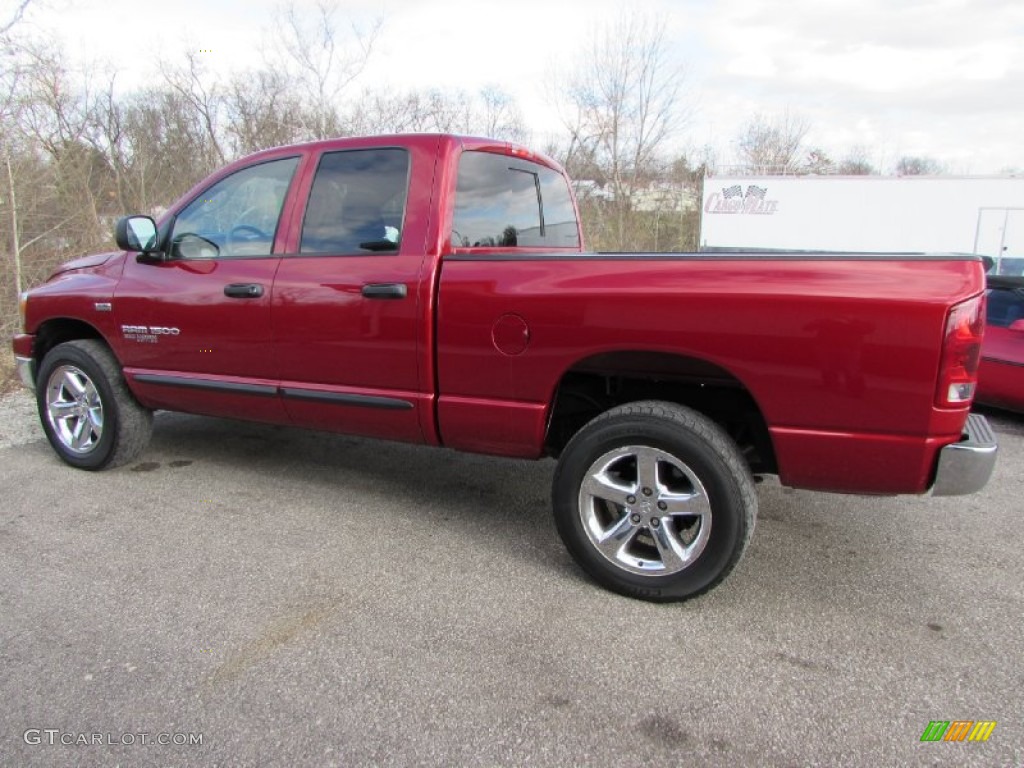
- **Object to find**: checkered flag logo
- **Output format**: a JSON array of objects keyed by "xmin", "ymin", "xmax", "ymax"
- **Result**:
[
  {"xmin": 722, "ymin": 184, "xmax": 743, "ymax": 199},
  {"xmin": 745, "ymin": 185, "xmax": 767, "ymax": 200}
]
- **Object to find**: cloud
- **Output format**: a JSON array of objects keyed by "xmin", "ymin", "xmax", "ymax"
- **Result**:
[
  {"xmin": 718, "ymin": 0, "xmax": 1023, "ymax": 52},
  {"xmin": 14, "ymin": 0, "xmax": 1024, "ymax": 173},
  {"xmin": 694, "ymin": 0, "xmax": 1024, "ymax": 171}
]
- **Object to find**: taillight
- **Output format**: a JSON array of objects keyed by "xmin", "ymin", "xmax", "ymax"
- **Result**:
[{"xmin": 935, "ymin": 294, "xmax": 985, "ymax": 407}]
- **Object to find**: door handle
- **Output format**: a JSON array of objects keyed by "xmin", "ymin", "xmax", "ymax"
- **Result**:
[
  {"xmin": 224, "ymin": 283, "xmax": 264, "ymax": 298},
  {"xmin": 361, "ymin": 283, "xmax": 408, "ymax": 299}
]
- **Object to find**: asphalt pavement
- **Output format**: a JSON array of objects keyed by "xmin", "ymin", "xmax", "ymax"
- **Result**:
[{"xmin": 1, "ymin": 391, "xmax": 1021, "ymax": 767}]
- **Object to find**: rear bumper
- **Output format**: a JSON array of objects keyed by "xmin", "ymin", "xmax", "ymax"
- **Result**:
[{"xmin": 931, "ymin": 414, "xmax": 998, "ymax": 496}]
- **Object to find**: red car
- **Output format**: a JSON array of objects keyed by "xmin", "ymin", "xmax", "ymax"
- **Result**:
[{"xmin": 978, "ymin": 275, "xmax": 1024, "ymax": 412}]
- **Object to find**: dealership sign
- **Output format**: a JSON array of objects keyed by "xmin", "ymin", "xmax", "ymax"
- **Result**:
[{"xmin": 705, "ymin": 184, "xmax": 779, "ymax": 215}]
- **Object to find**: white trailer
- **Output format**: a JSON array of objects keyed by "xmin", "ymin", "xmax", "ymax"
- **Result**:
[{"xmin": 700, "ymin": 176, "xmax": 1024, "ymax": 274}]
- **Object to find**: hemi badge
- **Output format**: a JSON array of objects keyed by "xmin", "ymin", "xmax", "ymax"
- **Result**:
[{"xmin": 95, "ymin": 302, "xmax": 112, "ymax": 312}]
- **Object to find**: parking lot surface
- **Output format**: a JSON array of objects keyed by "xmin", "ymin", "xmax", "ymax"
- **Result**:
[{"xmin": 1, "ymin": 391, "xmax": 1022, "ymax": 767}]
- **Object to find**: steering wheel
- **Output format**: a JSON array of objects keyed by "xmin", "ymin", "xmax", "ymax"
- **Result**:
[
  {"xmin": 228, "ymin": 224, "xmax": 267, "ymax": 242},
  {"xmin": 225, "ymin": 204, "xmax": 270, "ymax": 251},
  {"xmin": 226, "ymin": 224, "xmax": 269, "ymax": 255}
]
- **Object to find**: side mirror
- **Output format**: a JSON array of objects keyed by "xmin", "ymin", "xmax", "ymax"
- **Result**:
[
  {"xmin": 1009, "ymin": 319, "xmax": 1024, "ymax": 333},
  {"xmin": 115, "ymin": 215, "xmax": 159, "ymax": 253}
]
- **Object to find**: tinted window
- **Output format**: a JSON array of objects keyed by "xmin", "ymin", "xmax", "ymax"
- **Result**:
[
  {"xmin": 986, "ymin": 286, "xmax": 1024, "ymax": 327},
  {"xmin": 171, "ymin": 157, "xmax": 298, "ymax": 259},
  {"xmin": 453, "ymin": 151, "xmax": 580, "ymax": 248},
  {"xmin": 301, "ymin": 149, "xmax": 409, "ymax": 255}
]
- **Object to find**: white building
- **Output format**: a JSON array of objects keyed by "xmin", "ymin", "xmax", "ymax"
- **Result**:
[{"xmin": 700, "ymin": 176, "xmax": 1024, "ymax": 274}]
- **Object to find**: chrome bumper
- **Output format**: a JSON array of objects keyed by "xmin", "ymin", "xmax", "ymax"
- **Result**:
[
  {"xmin": 14, "ymin": 355, "xmax": 35, "ymax": 390},
  {"xmin": 932, "ymin": 414, "xmax": 998, "ymax": 496}
]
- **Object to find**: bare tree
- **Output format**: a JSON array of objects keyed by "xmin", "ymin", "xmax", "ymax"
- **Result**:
[
  {"xmin": 0, "ymin": 0, "xmax": 32, "ymax": 36},
  {"xmin": 477, "ymin": 86, "xmax": 529, "ymax": 144},
  {"xmin": 161, "ymin": 51, "xmax": 226, "ymax": 167},
  {"xmin": 837, "ymin": 146, "xmax": 876, "ymax": 175},
  {"xmin": 895, "ymin": 155, "xmax": 944, "ymax": 175},
  {"xmin": 734, "ymin": 110, "xmax": 809, "ymax": 174},
  {"xmin": 350, "ymin": 86, "xmax": 527, "ymax": 142},
  {"xmin": 223, "ymin": 68, "xmax": 308, "ymax": 155},
  {"xmin": 553, "ymin": 11, "xmax": 686, "ymax": 250},
  {"xmin": 1, "ymin": 38, "xmax": 108, "ymax": 331},
  {"xmin": 2, "ymin": 149, "xmax": 24, "ymax": 296},
  {"xmin": 1, "ymin": 18, "xmax": 28, "ymax": 298},
  {"xmin": 1, "ymin": 26, "xmax": 46, "ymax": 318},
  {"xmin": 87, "ymin": 81, "xmax": 223, "ymax": 214},
  {"xmin": 270, "ymin": 0, "xmax": 381, "ymax": 139},
  {"xmin": 12, "ymin": 44, "xmax": 116, "ymax": 252}
]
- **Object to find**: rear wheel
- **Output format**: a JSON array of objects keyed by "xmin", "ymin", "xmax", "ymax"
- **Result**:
[
  {"xmin": 36, "ymin": 340, "xmax": 153, "ymax": 470},
  {"xmin": 553, "ymin": 400, "xmax": 756, "ymax": 602}
]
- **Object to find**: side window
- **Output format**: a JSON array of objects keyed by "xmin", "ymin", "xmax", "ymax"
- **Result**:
[
  {"xmin": 300, "ymin": 149, "xmax": 410, "ymax": 255},
  {"xmin": 452, "ymin": 150, "xmax": 580, "ymax": 248},
  {"xmin": 170, "ymin": 157, "xmax": 299, "ymax": 259},
  {"xmin": 986, "ymin": 287, "xmax": 1024, "ymax": 327},
  {"xmin": 538, "ymin": 164, "xmax": 581, "ymax": 247}
]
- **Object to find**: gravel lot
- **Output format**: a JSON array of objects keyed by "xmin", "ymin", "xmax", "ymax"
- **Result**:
[{"xmin": 1, "ymin": 390, "xmax": 1022, "ymax": 767}]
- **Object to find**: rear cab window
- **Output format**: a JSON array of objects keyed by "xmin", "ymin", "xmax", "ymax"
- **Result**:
[{"xmin": 452, "ymin": 150, "xmax": 580, "ymax": 250}]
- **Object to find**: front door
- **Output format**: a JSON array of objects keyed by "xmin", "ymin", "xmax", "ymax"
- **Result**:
[{"xmin": 113, "ymin": 155, "xmax": 301, "ymax": 423}]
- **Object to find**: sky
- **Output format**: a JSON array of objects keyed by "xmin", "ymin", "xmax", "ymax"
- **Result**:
[{"xmin": 7, "ymin": 0, "xmax": 1024, "ymax": 174}]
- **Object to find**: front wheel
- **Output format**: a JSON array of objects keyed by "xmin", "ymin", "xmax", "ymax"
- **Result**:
[
  {"xmin": 36, "ymin": 339, "xmax": 153, "ymax": 470},
  {"xmin": 552, "ymin": 401, "xmax": 757, "ymax": 602}
]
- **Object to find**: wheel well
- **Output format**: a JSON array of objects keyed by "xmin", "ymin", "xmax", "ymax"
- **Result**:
[
  {"xmin": 545, "ymin": 352, "xmax": 777, "ymax": 474},
  {"xmin": 33, "ymin": 319, "xmax": 105, "ymax": 366}
]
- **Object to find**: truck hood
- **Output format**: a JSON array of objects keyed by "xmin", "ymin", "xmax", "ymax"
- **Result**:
[{"xmin": 49, "ymin": 251, "xmax": 118, "ymax": 278}]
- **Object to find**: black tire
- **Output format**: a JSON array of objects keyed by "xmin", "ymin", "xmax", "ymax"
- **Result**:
[
  {"xmin": 35, "ymin": 339, "xmax": 153, "ymax": 470},
  {"xmin": 552, "ymin": 400, "xmax": 756, "ymax": 602}
]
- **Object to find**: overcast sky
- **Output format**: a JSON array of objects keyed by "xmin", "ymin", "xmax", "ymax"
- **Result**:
[{"xmin": 9, "ymin": 0, "xmax": 1024, "ymax": 174}]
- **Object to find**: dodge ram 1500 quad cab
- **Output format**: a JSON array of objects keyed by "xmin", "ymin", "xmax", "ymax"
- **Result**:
[{"xmin": 12, "ymin": 134, "xmax": 998, "ymax": 601}]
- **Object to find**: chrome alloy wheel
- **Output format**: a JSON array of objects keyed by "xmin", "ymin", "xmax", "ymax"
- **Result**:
[
  {"xmin": 45, "ymin": 364, "xmax": 104, "ymax": 454},
  {"xmin": 579, "ymin": 445, "xmax": 712, "ymax": 576}
]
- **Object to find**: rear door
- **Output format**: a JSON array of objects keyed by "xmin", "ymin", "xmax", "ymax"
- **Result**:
[
  {"xmin": 114, "ymin": 154, "xmax": 302, "ymax": 422},
  {"xmin": 271, "ymin": 140, "xmax": 439, "ymax": 443}
]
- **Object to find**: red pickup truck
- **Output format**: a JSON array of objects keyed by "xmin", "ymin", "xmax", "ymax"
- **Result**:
[{"xmin": 12, "ymin": 133, "xmax": 998, "ymax": 601}]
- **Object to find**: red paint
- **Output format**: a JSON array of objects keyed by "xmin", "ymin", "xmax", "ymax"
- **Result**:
[
  {"xmin": 978, "ymin": 326, "xmax": 1024, "ymax": 412},
  {"xmin": 435, "ymin": 256, "xmax": 982, "ymax": 491},
  {"xmin": 975, "ymin": 277, "xmax": 1024, "ymax": 413},
  {"xmin": 14, "ymin": 133, "xmax": 989, "ymax": 496},
  {"xmin": 491, "ymin": 314, "xmax": 530, "ymax": 356}
]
